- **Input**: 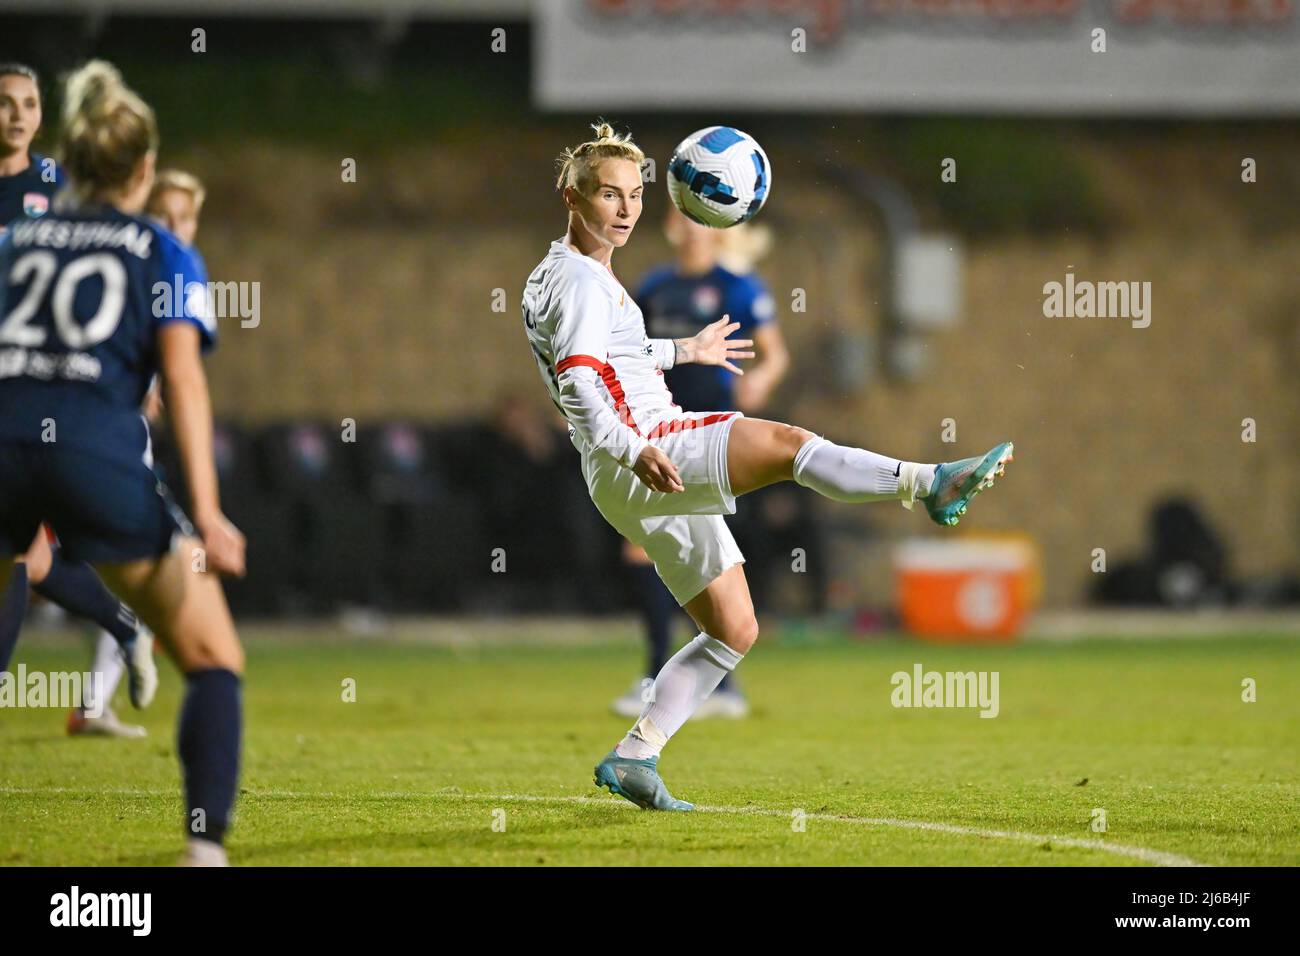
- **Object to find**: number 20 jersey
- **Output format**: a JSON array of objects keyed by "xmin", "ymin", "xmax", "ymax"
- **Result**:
[{"xmin": 0, "ymin": 205, "xmax": 215, "ymax": 464}]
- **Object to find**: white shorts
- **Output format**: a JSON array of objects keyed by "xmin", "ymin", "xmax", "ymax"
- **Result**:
[{"xmin": 579, "ymin": 410, "xmax": 746, "ymax": 606}]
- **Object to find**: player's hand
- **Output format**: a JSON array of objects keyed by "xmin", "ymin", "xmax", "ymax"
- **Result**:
[
  {"xmin": 633, "ymin": 444, "xmax": 684, "ymax": 494},
  {"xmin": 195, "ymin": 511, "xmax": 247, "ymax": 578},
  {"xmin": 687, "ymin": 315, "xmax": 754, "ymax": 375}
]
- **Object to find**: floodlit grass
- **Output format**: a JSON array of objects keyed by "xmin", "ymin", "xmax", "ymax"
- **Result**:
[{"xmin": 2, "ymin": 628, "xmax": 1296, "ymax": 866}]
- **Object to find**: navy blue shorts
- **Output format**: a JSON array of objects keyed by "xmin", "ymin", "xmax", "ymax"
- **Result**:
[{"xmin": 0, "ymin": 442, "xmax": 192, "ymax": 564}]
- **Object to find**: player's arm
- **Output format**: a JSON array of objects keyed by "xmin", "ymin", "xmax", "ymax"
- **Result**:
[
  {"xmin": 721, "ymin": 278, "xmax": 784, "ymax": 411},
  {"xmin": 157, "ymin": 324, "xmax": 245, "ymax": 577},
  {"xmin": 637, "ymin": 269, "xmax": 753, "ymax": 372},
  {"xmin": 553, "ymin": 276, "xmax": 682, "ymax": 491},
  {"xmin": 633, "ymin": 275, "xmax": 677, "ymax": 372},
  {"xmin": 154, "ymin": 236, "xmax": 245, "ymax": 576},
  {"xmin": 558, "ymin": 363, "xmax": 683, "ymax": 493},
  {"xmin": 664, "ymin": 315, "xmax": 755, "ymax": 372},
  {"xmin": 647, "ymin": 338, "xmax": 677, "ymax": 370},
  {"xmin": 734, "ymin": 323, "xmax": 789, "ymax": 413},
  {"xmin": 556, "ymin": 359, "xmax": 642, "ymax": 461},
  {"xmin": 550, "ymin": 272, "xmax": 645, "ymax": 467}
]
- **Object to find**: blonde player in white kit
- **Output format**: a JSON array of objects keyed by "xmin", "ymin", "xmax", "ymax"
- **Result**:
[{"xmin": 524, "ymin": 123, "xmax": 1014, "ymax": 810}]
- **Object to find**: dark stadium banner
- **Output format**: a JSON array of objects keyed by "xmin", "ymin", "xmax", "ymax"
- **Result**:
[{"xmin": 537, "ymin": 0, "xmax": 1300, "ymax": 115}]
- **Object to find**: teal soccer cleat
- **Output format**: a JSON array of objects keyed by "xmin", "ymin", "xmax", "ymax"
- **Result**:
[
  {"xmin": 593, "ymin": 750, "xmax": 694, "ymax": 811},
  {"xmin": 921, "ymin": 441, "xmax": 1014, "ymax": 527}
]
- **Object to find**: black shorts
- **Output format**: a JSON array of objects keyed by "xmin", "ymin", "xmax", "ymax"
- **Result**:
[{"xmin": 0, "ymin": 441, "xmax": 191, "ymax": 564}]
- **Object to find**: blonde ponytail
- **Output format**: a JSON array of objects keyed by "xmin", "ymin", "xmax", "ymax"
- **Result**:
[
  {"xmin": 59, "ymin": 60, "xmax": 158, "ymax": 201},
  {"xmin": 555, "ymin": 120, "xmax": 644, "ymax": 195}
]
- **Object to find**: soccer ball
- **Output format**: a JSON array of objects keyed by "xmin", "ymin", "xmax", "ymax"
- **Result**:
[{"xmin": 666, "ymin": 126, "xmax": 771, "ymax": 229}]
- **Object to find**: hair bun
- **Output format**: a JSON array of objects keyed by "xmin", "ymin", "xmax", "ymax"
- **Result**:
[
  {"xmin": 62, "ymin": 60, "xmax": 124, "ymax": 127},
  {"xmin": 58, "ymin": 59, "xmax": 158, "ymax": 200},
  {"xmin": 555, "ymin": 119, "xmax": 644, "ymax": 193}
]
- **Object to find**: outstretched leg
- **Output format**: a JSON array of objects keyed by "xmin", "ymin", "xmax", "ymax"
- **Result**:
[
  {"xmin": 727, "ymin": 418, "xmax": 1012, "ymax": 526},
  {"xmin": 592, "ymin": 418, "xmax": 1014, "ymax": 810},
  {"xmin": 727, "ymin": 418, "xmax": 934, "ymax": 500}
]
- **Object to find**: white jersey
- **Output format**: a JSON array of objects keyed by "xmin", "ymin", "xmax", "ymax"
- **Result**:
[{"xmin": 522, "ymin": 238, "xmax": 682, "ymax": 468}]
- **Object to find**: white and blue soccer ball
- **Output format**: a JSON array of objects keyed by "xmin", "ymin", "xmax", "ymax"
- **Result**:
[{"xmin": 666, "ymin": 126, "xmax": 771, "ymax": 229}]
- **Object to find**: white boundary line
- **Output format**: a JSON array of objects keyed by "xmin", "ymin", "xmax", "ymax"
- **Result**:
[{"xmin": 0, "ymin": 785, "xmax": 1206, "ymax": 867}]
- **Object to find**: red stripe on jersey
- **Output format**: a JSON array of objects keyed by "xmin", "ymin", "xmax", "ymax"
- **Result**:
[
  {"xmin": 555, "ymin": 354, "xmax": 604, "ymax": 373},
  {"xmin": 554, "ymin": 353, "xmax": 643, "ymax": 436},
  {"xmin": 644, "ymin": 412, "xmax": 737, "ymax": 441}
]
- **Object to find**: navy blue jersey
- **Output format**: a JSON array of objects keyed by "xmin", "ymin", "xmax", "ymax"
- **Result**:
[
  {"xmin": 0, "ymin": 153, "xmax": 65, "ymax": 238},
  {"xmin": 0, "ymin": 204, "xmax": 215, "ymax": 465},
  {"xmin": 636, "ymin": 264, "xmax": 775, "ymax": 413}
]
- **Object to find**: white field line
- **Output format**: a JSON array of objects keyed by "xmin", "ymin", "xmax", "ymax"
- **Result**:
[{"xmin": 0, "ymin": 785, "xmax": 1205, "ymax": 867}]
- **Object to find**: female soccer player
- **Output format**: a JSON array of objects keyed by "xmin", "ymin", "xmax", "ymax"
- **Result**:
[
  {"xmin": 0, "ymin": 61, "xmax": 245, "ymax": 864},
  {"xmin": 147, "ymin": 168, "xmax": 205, "ymax": 247},
  {"xmin": 523, "ymin": 122, "xmax": 1013, "ymax": 810},
  {"xmin": 60, "ymin": 169, "xmax": 210, "ymax": 736},
  {"xmin": 610, "ymin": 208, "xmax": 790, "ymax": 720},
  {"xmin": 0, "ymin": 61, "xmax": 158, "ymax": 738}
]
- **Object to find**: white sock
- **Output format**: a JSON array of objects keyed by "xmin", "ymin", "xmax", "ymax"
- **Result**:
[
  {"xmin": 183, "ymin": 837, "xmax": 229, "ymax": 867},
  {"xmin": 616, "ymin": 633, "xmax": 744, "ymax": 760},
  {"xmin": 84, "ymin": 630, "xmax": 125, "ymax": 713},
  {"xmin": 792, "ymin": 436, "xmax": 936, "ymax": 507}
]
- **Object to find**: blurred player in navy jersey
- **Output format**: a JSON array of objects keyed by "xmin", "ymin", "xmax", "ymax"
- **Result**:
[
  {"xmin": 0, "ymin": 62, "xmax": 160, "ymax": 737},
  {"xmin": 0, "ymin": 61, "xmax": 245, "ymax": 865},
  {"xmin": 58, "ymin": 169, "xmax": 208, "ymax": 735},
  {"xmin": 0, "ymin": 63, "xmax": 64, "ymax": 235},
  {"xmin": 147, "ymin": 169, "xmax": 204, "ymax": 247},
  {"xmin": 610, "ymin": 207, "xmax": 789, "ymax": 719}
]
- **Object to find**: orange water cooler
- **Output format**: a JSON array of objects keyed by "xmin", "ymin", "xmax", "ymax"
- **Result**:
[{"xmin": 893, "ymin": 536, "xmax": 1039, "ymax": 643}]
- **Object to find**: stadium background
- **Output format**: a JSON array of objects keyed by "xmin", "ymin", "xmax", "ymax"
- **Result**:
[{"xmin": 4, "ymin": 1, "xmax": 1298, "ymax": 621}]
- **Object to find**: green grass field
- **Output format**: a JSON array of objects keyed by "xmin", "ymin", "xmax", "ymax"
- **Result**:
[{"xmin": 2, "ymin": 625, "xmax": 1297, "ymax": 866}]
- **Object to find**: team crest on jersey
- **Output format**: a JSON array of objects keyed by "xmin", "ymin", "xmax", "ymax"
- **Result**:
[
  {"xmin": 22, "ymin": 192, "xmax": 50, "ymax": 218},
  {"xmin": 692, "ymin": 285, "xmax": 721, "ymax": 318}
]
